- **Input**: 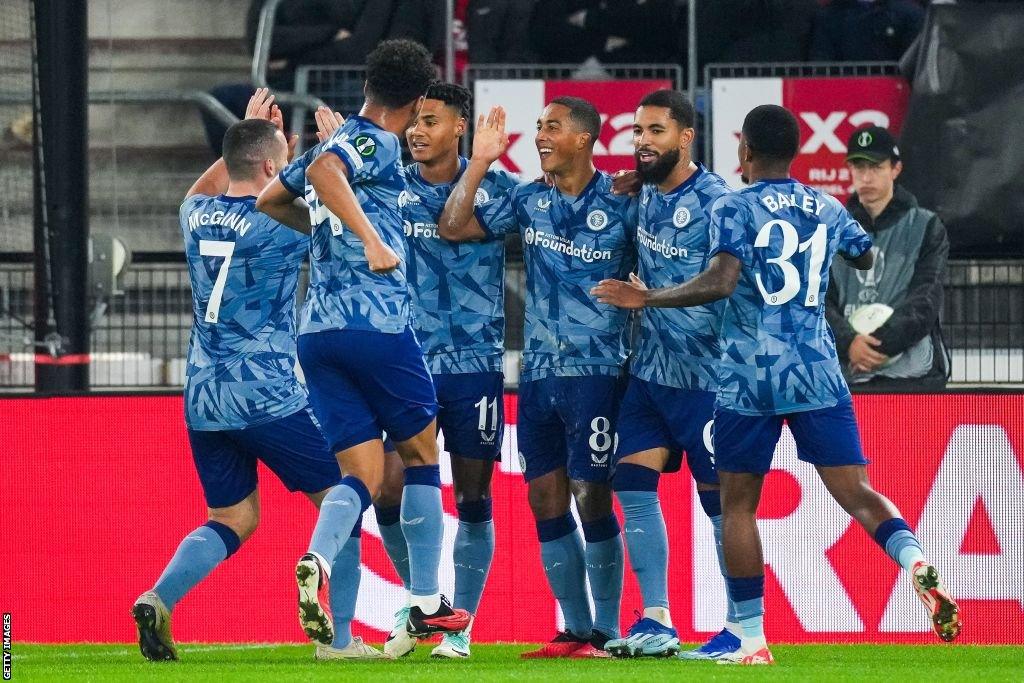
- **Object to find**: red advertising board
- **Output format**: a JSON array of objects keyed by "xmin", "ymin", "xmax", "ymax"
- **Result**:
[
  {"xmin": 2, "ymin": 394, "xmax": 1022, "ymax": 644},
  {"xmin": 473, "ymin": 79, "xmax": 671, "ymax": 180},
  {"xmin": 711, "ymin": 76, "xmax": 910, "ymax": 202}
]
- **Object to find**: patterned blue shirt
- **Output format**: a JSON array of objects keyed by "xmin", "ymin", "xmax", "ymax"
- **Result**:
[
  {"xmin": 180, "ymin": 194, "xmax": 308, "ymax": 430},
  {"xmin": 402, "ymin": 157, "xmax": 519, "ymax": 374},
  {"xmin": 283, "ymin": 115, "xmax": 410, "ymax": 335},
  {"xmin": 475, "ymin": 171, "xmax": 637, "ymax": 381},
  {"xmin": 632, "ymin": 165, "xmax": 732, "ymax": 391},
  {"xmin": 278, "ymin": 141, "xmax": 324, "ymax": 198},
  {"xmin": 709, "ymin": 178, "xmax": 873, "ymax": 415}
]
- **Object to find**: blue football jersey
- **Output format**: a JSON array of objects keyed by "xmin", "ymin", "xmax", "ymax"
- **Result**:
[
  {"xmin": 402, "ymin": 157, "xmax": 520, "ymax": 374},
  {"xmin": 180, "ymin": 194, "xmax": 308, "ymax": 430},
  {"xmin": 632, "ymin": 165, "xmax": 732, "ymax": 391},
  {"xmin": 475, "ymin": 171, "xmax": 637, "ymax": 381},
  {"xmin": 289, "ymin": 115, "xmax": 410, "ymax": 335},
  {"xmin": 709, "ymin": 179, "xmax": 873, "ymax": 415},
  {"xmin": 278, "ymin": 140, "xmax": 324, "ymax": 199}
]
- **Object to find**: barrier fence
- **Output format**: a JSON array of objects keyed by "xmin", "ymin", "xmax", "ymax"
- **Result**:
[
  {"xmin": 0, "ymin": 257, "xmax": 1021, "ymax": 389},
  {"xmin": 3, "ymin": 392, "xmax": 1022, "ymax": 644}
]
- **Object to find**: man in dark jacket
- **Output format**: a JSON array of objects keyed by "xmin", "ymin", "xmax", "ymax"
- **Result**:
[
  {"xmin": 826, "ymin": 125, "xmax": 950, "ymax": 389},
  {"xmin": 810, "ymin": 0, "xmax": 924, "ymax": 62}
]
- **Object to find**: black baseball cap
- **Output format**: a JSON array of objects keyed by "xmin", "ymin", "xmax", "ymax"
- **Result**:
[{"xmin": 846, "ymin": 125, "xmax": 900, "ymax": 164}]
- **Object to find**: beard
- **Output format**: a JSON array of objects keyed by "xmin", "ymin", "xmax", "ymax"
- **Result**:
[
  {"xmin": 635, "ymin": 147, "xmax": 680, "ymax": 184},
  {"xmin": 740, "ymin": 173, "xmax": 749, "ymax": 184}
]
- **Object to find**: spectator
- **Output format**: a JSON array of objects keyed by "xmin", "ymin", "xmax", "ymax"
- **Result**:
[
  {"xmin": 203, "ymin": 0, "xmax": 395, "ymax": 156},
  {"xmin": 826, "ymin": 125, "xmax": 950, "ymax": 389},
  {"xmin": 387, "ymin": 0, "xmax": 447, "ymax": 61},
  {"xmin": 465, "ymin": 0, "xmax": 537, "ymax": 64},
  {"xmin": 810, "ymin": 0, "xmax": 925, "ymax": 62},
  {"xmin": 698, "ymin": 0, "xmax": 819, "ymax": 68},
  {"xmin": 529, "ymin": 0, "xmax": 680, "ymax": 65}
]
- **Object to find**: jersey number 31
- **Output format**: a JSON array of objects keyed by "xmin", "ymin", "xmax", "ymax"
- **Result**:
[{"xmin": 754, "ymin": 220, "xmax": 826, "ymax": 307}]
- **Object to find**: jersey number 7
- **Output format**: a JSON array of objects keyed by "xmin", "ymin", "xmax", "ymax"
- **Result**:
[
  {"xmin": 199, "ymin": 239, "xmax": 235, "ymax": 324},
  {"xmin": 754, "ymin": 220, "xmax": 827, "ymax": 307}
]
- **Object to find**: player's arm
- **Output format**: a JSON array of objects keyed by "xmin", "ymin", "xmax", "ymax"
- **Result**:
[
  {"xmin": 255, "ymin": 108, "xmax": 345, "ymax": 235},
  {"xmin": 592, "ymin": 253, "xmax": 741, "ymax": 309},
  {"xmin": 306, "ymin": 152, "xmax": 399, "ymax": 273},
  {"xmin": 438, "ymin": 106, "xmax": 508, "ymax": 242},
  {"xmin": 256, "ymin": 178, "xmax": 312, "ymax": 234},
  {"xmin": 185, "ymin": 159, "xmax": 229, "ymax": 199},
  {"xmin": 847, "ymin": 250, "xmax": 874, "ymax": 270}
]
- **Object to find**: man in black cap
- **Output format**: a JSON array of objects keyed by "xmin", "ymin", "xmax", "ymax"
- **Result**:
[{"xmin": 825, "ymin": 125, "xmax": 950, "ymax": 389}]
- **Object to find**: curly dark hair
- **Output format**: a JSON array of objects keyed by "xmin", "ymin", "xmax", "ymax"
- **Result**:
[
  {"xmin": 742, "ymin": 104, "xmax": 800, "ymax": 163},
  {"xmin": 423, "ymin": 82, "xmax": 471, "ymax": 120},
  {"xmin": 364, "ymin": 39, "xmax": 437, "ymax": 109}
]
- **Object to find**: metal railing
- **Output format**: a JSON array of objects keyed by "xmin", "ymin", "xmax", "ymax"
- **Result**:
[
  {"xmin": 1, "ymin": 258, "xmax": 1020, "ymax": 389},
  {"xmin": 0, "ymin": 89, "xmax": 239, "ymax": 127}
]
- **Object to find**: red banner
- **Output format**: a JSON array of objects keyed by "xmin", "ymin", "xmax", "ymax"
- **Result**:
[
  {"xmin": 473, "ymin": 79, "xmax": 671, "ymax": 180},
  {"xmin": 2, "ymin": 394, "xmax": 1022, "ymax": 644},
  {"xmin": 712, "ymin": 76, "xmax": 910, "ymax": 203}
]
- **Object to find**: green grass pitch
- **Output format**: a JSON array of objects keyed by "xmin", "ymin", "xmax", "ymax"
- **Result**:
[{"xmin": 11, "ymin": 643, "xmax": 1024, "ymax": 681}]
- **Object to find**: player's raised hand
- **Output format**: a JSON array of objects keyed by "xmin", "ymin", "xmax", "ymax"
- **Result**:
[
  {"xmin": 365, "ymin": 240, "xmax": 401, "ymax": 274},
  {"xmin": 612, "ymin": 170, "xmax": 642, "ymax": 196},
  {"xmin": 245, "ymin": 87, "xmax": 275, "ymax": 121},
  {"xmin": 315, "ymin": 106, "xmax": 345, "ymax": 142},
  {"xmin": 268, "ymin": 103, "xmax": 300, "ymax": 161},
  {"xmin": 472, "ymin": 106, "xmax": 508, "ymax": 164},
  {"xmin": 591, "ymin": 274, "xmax": 648, "ymax": 309}
]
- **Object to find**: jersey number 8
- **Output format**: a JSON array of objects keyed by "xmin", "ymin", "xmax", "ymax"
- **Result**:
[{"xmin": 754, "ymin": 220, "xmax": 826, "ymax": 307}]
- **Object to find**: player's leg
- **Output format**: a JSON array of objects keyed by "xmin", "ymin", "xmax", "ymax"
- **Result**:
[
  {"xmin": 133, "ymin": 430, "xmax": 255, "ymax": 661},
  {"xmin": 429, "ymin": 455, "xmax": 495, "ymax": 659},
  {"xmin": 374, "ymin": 443, "xmax": 419, "ymax": 658},
  {"xmin": 430, "ymin": 371, "xmax": 504, "ymax": 659},
  {"xmin": 604, "ymin": 378, "xmax": 678, "ymax": 658},
  {"xmin": 521, "ymin": 468, "xmax": 600, "ymax": 658},
  {"xmin": 563, "ymin": 375, "xmax": 624, "ymax": 651},
  {"xmin": 301, "ymin": 489, "xmax": 383, "ymax": 660},
  {"xmin": 675, "ymin": 390, "xmax": 741, "ymax": 660},
  {"xmin": 713, "ymin": 408, "xmax": 782, "ymax": 666},
  {"xmin": 375, "ymin": 444, "xmax": 411, "ymax": 593},
  {"xmin": 248, "ymin": 406, "xmax": 382, "ymax": 657},
  {"xmin": 518, "ymin": 378, "xmax": 594, "ymax": 658},
  {"xmin": 296, "ymin": 333, "xmax": 386, "ymax": 643},
  {"xmin": 790, "ymin": 402, "xmax": 961, "ymax": 642},
  {"xmin": 371, "ymin": 327, "xmax": 468, "ymax": 636}
]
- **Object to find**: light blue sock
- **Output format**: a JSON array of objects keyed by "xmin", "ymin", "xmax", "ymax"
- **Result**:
[
  {"xmin": 374, "ymin": 505, "xmax": 411, "ymax": 591},
  {"xmin": 538, "ymin": 514, "xmax": 593, "ymax": 638},
  {"xmin": 308, "ymin": 477, "xmax": 371, "ymax": 565},
  {"xmin": 582, "ymin": 516, "xmax": 623, "ymax": 639},
  {"xmin": 710, "ymin": 515, "xmax": 740, "ymax": 624},
  {"xmin": 453, "ymin": 499, "xmax": 495, "ymax": 614},
  {"xmin": 874, "ymin": 518, "xmax": 927, "ymax": 572},
  {"xmin": 402, "ymin": 466, "xmax": 444, "ymax": 599},
  {"xmin": 330, "ymin": 521, "xmax": 362, "ymax": 649},
  {"xmin": 617, "ymin": 490, "xmax": 669, "ymax": 610},
  {"xmin": 734, "ymin": 597, "xmax": 765, "ymax": 639},
  {"xmin": 726, "ymin": 576, "xmax": 765, "ymax": 641},
  {"xmin": 153, "ymin": 521, "xmax": 240, "ymax": 610}
]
